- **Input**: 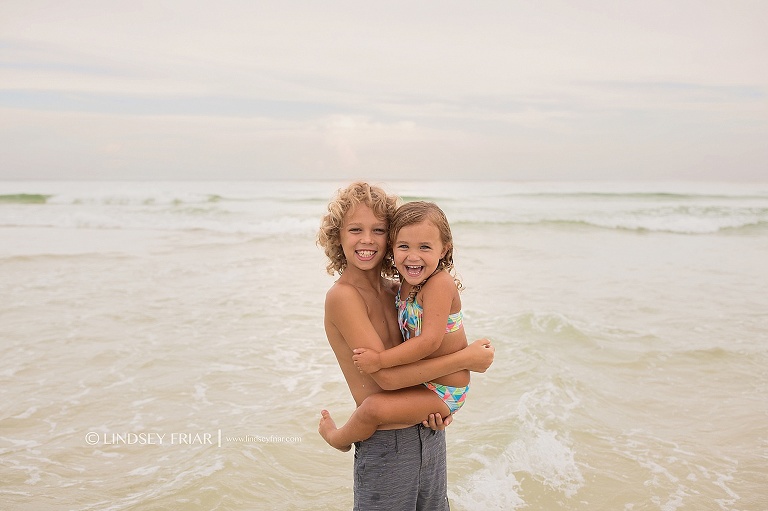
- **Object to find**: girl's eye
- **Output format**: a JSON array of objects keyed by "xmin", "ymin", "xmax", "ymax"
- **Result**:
[
  {"xmin": 420, "ymin": 245, "xmax": 431, "ymax": 250},
  {"xmin": 374, "ymin": 229, "xmax": 386, "ymax": 235},
  {"xmin": 397, "ymin": 244, "xmax": 408, "ymax": 250}
]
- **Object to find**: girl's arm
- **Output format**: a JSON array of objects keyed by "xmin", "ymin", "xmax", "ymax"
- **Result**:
[{"xmin": 357, "ymin": 272, "xmax": 456, "ymax": 372}]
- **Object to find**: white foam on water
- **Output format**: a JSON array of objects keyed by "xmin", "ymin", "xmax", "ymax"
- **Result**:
[
  {"xmin": 451, "ymin": 431, "xmax": 584, "ymax": 510},
  {"xmin": 11, "ymin": 406, "xmax": 38, "ymax": 419},
  {"xmin": 127, "ymin": 465, "xmax": 161, "ymax": 477},
  {"xmin": 608, "ymin": 431, "xmax": 744, "ymax": 511},
  {"xmin": 0, "ymin": 437, "xmax": 41, "ymax": 453},
  {"xmin": 452, "ymin": 380, "xmax": 585, "ymax": 509},
  {"xmin": 450, "ymin": 453, "xmax": 526, "ymax": 510}
]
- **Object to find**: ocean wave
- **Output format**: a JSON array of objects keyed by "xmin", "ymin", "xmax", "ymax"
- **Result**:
[
  {"xmin": 495, "ymin": 191, "xmax": 768, "ymax": 201},
  {"xmin": 511, "ymin": 312, "xmax": 595, "ymax": 343},
  {"xmin": 635, "ymin": 346, "xmax": 767, "ymax": 367},
  {"xmin": 0, "ymin": 193, "xmax": 51, "ymax": 204},
  {"xmin": 545, "ymin": 218, "xmax": 767, "ymax": 234},
  {"xmin": 0, "ymin": 181, "xmax": 337, "ymax": 207},
  {"xmin": 454, "ymin": 213, "xmax": 768, "ymax": 234},
  {"xmin": 0, "ymin": 215, "xmax": 319, "ymax": 237},
  {"xmin": 3, "ymin": 209, "xmax": 764, "ymax": 235},
  {"xmin": 60, "ymin": 192, "xmax": 272, "ymax": 207},
  {"xmin": 3, "ymin": 182, "xmax": 767, "ymax": 235}
]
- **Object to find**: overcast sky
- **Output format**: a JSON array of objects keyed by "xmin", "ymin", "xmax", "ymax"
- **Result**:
[{"xmin": 1, "ymin": 1, "xmax": 766, "ymax": 181}]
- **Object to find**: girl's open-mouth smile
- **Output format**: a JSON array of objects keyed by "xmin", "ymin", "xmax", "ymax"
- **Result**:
[{"xmin": 404, "ymin": 265, "xmax": 424, "ymax": 277}]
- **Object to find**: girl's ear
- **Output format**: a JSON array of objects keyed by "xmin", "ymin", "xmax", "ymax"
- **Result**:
[{"xmin": 440, "ymin": 243, "xmax": 450, "ymax": 260}]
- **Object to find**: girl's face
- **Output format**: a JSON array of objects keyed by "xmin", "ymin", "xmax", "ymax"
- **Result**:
[
  {"xmin": 393, "ymin": 220, "xmax": 448, "ymax": 285},
  {"xmin": 340, "ymin": 204, "xmax": 388, "ymax": 272}
]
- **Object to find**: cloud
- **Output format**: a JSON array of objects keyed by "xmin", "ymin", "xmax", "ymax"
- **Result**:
[{"xmin": 0, "ymin": 0, "xmax": 766, "ymax": 181}]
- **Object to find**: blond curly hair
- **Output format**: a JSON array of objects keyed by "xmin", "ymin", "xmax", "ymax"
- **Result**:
[{"xmin": 318, "ymin": 182, "xmax": 400, "ymax": 277}]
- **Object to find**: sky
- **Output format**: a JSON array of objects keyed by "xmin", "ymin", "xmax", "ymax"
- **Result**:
[{"xmin": 1, "ymin": 1, "xmax": 766, "ymax": 182}]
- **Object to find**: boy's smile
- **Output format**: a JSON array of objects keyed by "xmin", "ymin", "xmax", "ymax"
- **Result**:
[{"xmin": 355, "ymin": 249, "xmax": 377, "ymax": 261}]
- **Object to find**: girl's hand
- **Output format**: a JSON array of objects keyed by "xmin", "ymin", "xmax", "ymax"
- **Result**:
[
  {"xmin": 352, "ymin": 348, "xmax": 382, "ymax": 373},
  {"xmin": 422, "ymin": 413, "xmax": 453, "ymax": 430}
]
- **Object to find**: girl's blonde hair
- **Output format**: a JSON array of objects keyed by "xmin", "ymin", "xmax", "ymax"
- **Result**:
[
  {"xmin": 390, "ymin": 201, "xmax": 463, "ymax": 291},
  {"xmin": 318, "ymin": 182, "xmax": 400, "ymax": 277}
]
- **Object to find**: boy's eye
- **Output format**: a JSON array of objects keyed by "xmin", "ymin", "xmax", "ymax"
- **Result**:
[
  {"xmin": 373, "ymin": 228, "xmax": 386, "ymax": 235},
  {"xmin": 396, "ymin": 244, "xmax": 408, "ymax": 250},
  {"xmin": 420, "ymin": 245, "xmax": 431, "ymax": 250}
]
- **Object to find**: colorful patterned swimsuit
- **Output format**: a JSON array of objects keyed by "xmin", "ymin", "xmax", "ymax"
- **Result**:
[{"xmin": 396, "ymin": 288, "xmax": 470, "ymax": 414}]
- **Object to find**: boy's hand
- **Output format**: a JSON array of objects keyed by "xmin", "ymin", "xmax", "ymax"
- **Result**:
[
  {"xmin": 423, "ymin": 413, "xmax": 452, "ymax": 430},
  {"xmin": 466, "ymin": 338, "xmax": 494, "ymax": 372},
  {"xmin": 352, "ymin": 347, "xmax": 382, "ymax": 373}
]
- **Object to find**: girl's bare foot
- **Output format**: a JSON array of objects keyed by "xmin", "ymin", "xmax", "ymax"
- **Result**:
[{"xmin": 318, "ymin": 409, "xmax": 351, "ymax": 452}]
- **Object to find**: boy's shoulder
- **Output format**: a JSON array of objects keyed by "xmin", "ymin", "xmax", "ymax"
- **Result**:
[
  {"xmin": 325, "ymin": 279, "xmax": 361, "ymax": 304},
  {"xmin": 325, "ymin": 276, "xmax": 397, "ymax": 312}
]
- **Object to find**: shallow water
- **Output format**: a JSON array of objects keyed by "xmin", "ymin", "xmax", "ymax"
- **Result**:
[{"xmin": 1, "ymin": 181, "xmax": 766, "ymax": 510}]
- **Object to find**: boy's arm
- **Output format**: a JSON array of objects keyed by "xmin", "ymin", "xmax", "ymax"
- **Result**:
[{"xmin": 370, "ymin": 338, "xmax": 494, "ymax": 391}]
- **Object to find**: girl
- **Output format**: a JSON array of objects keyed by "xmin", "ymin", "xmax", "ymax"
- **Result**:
[{"xmin": 319, "ymin": 200, "xmax": 473, "ymax": 451}]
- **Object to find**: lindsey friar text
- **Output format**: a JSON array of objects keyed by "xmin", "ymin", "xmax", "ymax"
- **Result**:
[{"xmin": 84, "ymin": 431, "xmax": 219, "ymax": 446}]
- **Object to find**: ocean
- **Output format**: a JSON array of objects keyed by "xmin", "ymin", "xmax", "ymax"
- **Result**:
[{"xmin": 1, "ymin": 180, "xmax": 766, "ymax": 510}]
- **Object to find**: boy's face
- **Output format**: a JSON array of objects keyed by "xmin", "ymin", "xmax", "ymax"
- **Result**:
[
  {"xmin": 340, "ymin": 204, "xmax": 388, "ymax": 272},
  {"xmin": 392, "ymin": 220, "xmax": 448, "ymax": 285}
]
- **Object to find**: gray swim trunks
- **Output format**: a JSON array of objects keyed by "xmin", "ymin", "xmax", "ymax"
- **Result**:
[{"xmin": 353, "ymin": 424, "xmax": 449, "ymax": 511}]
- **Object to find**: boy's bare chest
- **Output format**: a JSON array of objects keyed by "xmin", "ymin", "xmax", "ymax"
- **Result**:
[{"xmin": 365, "ymin": 295, "xmax": 401, "ymax": 349}]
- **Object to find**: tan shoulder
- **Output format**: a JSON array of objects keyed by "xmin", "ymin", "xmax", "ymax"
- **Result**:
[
  {"xmin": 326, "ymin": 280, "xmax": 365, "ymax": 308},
  {"xmin": 420, "ymin": 270, "xmax": 460, "ymax": 303},
  {"xmin": 425, "ymin": 269, "xmax": 456, "ymax": 289}
]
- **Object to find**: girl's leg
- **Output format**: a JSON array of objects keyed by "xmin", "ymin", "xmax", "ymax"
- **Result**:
[{"xmin": 318, "ymin": 386, "xmax": 449, "ymax": 451}]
